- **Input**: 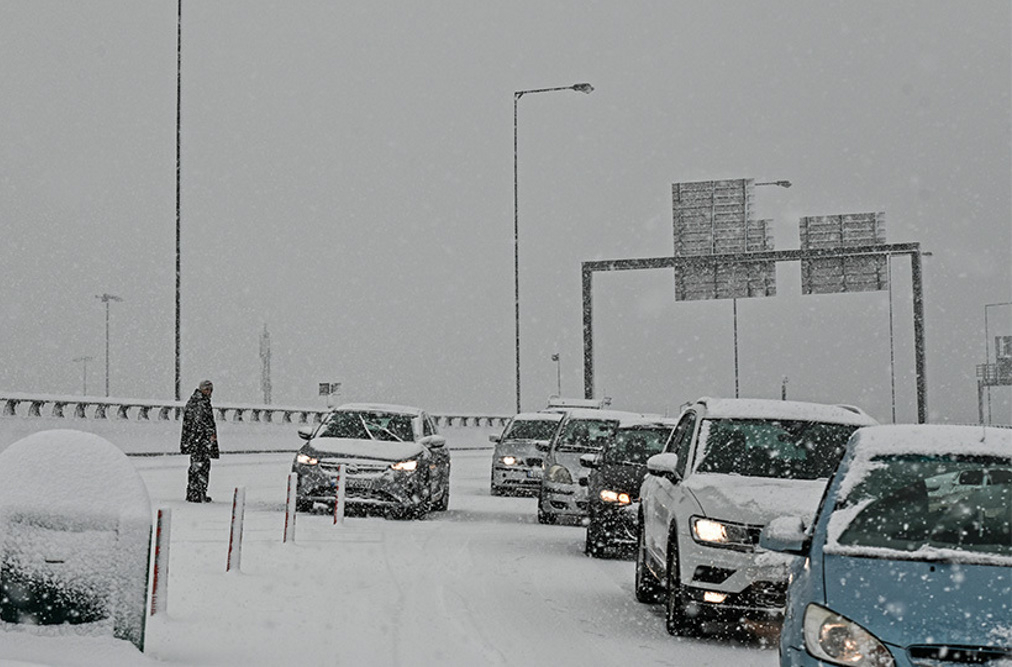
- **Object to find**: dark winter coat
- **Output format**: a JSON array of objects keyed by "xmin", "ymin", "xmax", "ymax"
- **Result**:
[{"xmin": 180, "ymin": 389, "xmax": 219, "ymax": 460}]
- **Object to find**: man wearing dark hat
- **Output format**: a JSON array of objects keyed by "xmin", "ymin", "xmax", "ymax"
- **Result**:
[{"xmin": 180, "ymin": 380, "xmax": 219, "ymax": 502}]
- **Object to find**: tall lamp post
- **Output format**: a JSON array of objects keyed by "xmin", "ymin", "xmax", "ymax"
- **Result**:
[
  {"xmin": 551, "ymin": 352, "xmax": 561, "ymax": 397},
  {"xmin": 96, "ymin": 293, "xmax": 123, "ymax": 397},
  {"xmin": 72, "ymin": 356, "xmax": 94, "ymax": 396},
  {"xmin": 175, "ymin": 0, "xmax": 183, "ymax": 403},
  {"xmin": 514, "ymin": 82, "xmax": 593, "ymax": 413}
]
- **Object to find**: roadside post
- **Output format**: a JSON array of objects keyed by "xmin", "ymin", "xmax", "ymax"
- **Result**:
[
  {"xmin": 333, "ymin": 463, "xmax": 346, "ymax": 526},
  {"xmin": 226, "ymin": 487, "xmax": 246, "ymax": 572},
  {"xmin": 283, "ymin": 474, "xmax": 297, "ymax": 543},
  {"xmin": 150, "ymin": 508, "xmax": 171, "ymax": 615}
]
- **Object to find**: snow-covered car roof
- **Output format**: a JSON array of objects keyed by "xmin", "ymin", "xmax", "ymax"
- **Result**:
[
  {"xmin": 847, "ymin": 424, "xmax": 1012, "ymax": 461},
  {"xmin": 562, "ymin": 408, "xmax": 645, "ymax": 421},
  {"xmin": 694, "ymin": 397, "xmax": 877, "ymax": 426},
  {"xmin": 333, "ymin": 403, "xmax": 425, "ymax": 417},
  {"xmin": 511, "ymin": 411, "xmax": 565, "ymax": 422},
  {"xmin": 617, "ymin": 415, "xmax": 679, "ymax": 429}
]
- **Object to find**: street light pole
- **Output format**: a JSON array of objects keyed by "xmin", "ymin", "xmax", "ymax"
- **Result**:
[
  {"xmin": 514, "ymin": 82, "xmax": 593, "ymax": 413},
  {"xmin": 96, "ymin": 293, "xmax": 123, "ymax": 397},
  {"xmin": 73, "ymin": 356, "xmax": 94, "ymax": 395},
  {"xmin": 175, "ymin": 0, "xmax": 182, "ymax": 403}
]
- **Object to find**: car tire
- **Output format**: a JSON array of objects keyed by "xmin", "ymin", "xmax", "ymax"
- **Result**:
[
  {"xmin": 295, "ymin": 498, "xmax": 313, "ymax": 513},
  {"xmin": 434, "ymin": 484, "xmax": 450, "ymax": 512},
  {"xmin": 665, "ymin": 534, "xmax": 697, "ymax": 636},
  {"xmin": 634, "ymin": 522, "xmax": 663, "ymax": 603}
]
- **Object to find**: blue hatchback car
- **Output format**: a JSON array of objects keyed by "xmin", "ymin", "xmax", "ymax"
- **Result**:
[{"xmin": 761, "ymin": 424, "xmax": 1011, "ymax": 667}]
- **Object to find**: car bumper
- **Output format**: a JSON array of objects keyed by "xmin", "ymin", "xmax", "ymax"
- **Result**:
[
  {"xmin": 541, "ymin": 481, "xmax": 588, "ymax": 518},
  {"xmin": 678, "ymin": 538, "xmax": 791, "ymax": 616},
  {"xmin": 588, "ymin": 501, "xmax": 639, "ymax": 545},
  {"xmin": 491, "ymin": 464, "xmax": 542, "ymax": 494},
  {"xmin": 294, "ymin": 463, "xmax": 426, "ymax": 511}
]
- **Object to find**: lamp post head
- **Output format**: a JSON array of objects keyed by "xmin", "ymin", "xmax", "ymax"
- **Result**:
[
  {"xmin": 572, "ymin": 83, "xmax": 594, "ymax": 94},
  {"xmin": 756, "ymin": 180, "xmax": 791, "ymax": 189}
]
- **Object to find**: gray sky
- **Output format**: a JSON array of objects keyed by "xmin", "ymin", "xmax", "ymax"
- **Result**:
[{"xmin": 1, "ymin": 1, "xmax": 1009, "ymax": 423}]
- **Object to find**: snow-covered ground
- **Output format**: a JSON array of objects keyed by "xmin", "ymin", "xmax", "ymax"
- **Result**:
[{"xmin": 0, "ymin": 421, "xmax": 777, "ymax": 666}]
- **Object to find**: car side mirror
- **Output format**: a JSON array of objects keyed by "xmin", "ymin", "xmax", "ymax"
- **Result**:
[
  {"xmin": 297, "ymin": 426, "xmax": 315, "ymax": 441},
  {"xmin": 534, "ymin": 440, "xmax": 551, "ymax": 452},
  {"xmin": 645, "ymin": 453, "xmax": 680, "ymax": 481},
  {"xmin": 759, "ymin": 515, "xmax": 809, "ymax": 556},
  {"xmin": 489, "ymin": 433, "xmax": 502, "ymax": 444},
  {"xmin": 420, "ymin": 435, "xmax": 446, "ymax": 449},
  {"xmin": 579, "ymin": 453, "xmax": 600, "ymax": 469}
]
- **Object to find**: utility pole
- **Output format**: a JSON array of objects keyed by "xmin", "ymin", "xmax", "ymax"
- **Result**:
[
  {"xmin": 95, "ymin": 293, "xmax": 123, "ymax": 397},
  {"xmin": 260, "ymin": 324, "xmax": 272, "ymax": 404},
  {"xmin": 73, "ymin": 356, "xmax": 95, "ymax": 395}
]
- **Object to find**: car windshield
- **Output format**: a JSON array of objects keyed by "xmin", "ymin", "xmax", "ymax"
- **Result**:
[
  {"xmin": 831, "ymin": 454, "xmax": 1011, "ymax": 558},
  {"xmin": 602, "ymin": 427, "xmax": 671, "ymax": 464},
  {"xmin": 319, "ymin": 411, "xmax": 415, "ymax": 442},
  {"xmin": 556, "ymin": 419, "xmax": 618, "ymax": 453},
  {"xmin": 694, "ymin": 418, "xmax": 859, "ymax": 479},
  {"xmin": 504, "ymin": 419, "xmax": 559, "ymax": 441}
]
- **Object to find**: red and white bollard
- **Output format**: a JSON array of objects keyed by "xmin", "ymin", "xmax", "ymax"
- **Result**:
[
  {"xmin": 333, "ymin": 463, "xmax": 346, "ymax": 526},
  {"xmin": 283, "ymin": 473, "xmax": 297, "ymax": 543},
  {"xmin": 226, "ymin": 486, "xmax": 246, "ymax": 572},
  {"xmin": 150, "ymin": 508, "xmax": 171, "ymax": 615}
]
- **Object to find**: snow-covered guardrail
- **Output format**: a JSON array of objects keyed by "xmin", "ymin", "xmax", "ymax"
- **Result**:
[{"xmin": 0, "ymin": 392, "xmax": 510, "ymax": 429}]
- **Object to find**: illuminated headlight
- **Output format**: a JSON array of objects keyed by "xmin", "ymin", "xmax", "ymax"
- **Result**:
[
  {"xmin": 391, "ymin": 459, "xmax": 418, "ymax": 472},
  {"xmin": 546, "ymin": 465, "xmax": 573, "ymax": 484},
  {"xmin": 599, "ymin": 489, "xmax": 632, "ymax": 505},
  {"xmin": 690, "ymin": 516, "xmax": 753, "ymax": 549},
  {"xmin": 296, "ymin": 453, "xmax": 318, "ymax": 466},
  {"xmin": 703, "ymin": 591, "xmax": 727, "ymax": 604},
  {"xmin": 803, "ymin": 604, "xmax": 894, "ymax": 667},
  {"xmin": 500, "ymin": 456, "xmax": 518, "ymax": 466}
]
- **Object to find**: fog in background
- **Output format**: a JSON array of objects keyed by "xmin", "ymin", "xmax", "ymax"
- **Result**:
[{"xmin": 1, "ymin": 1, "xmax": 1009, "ymax": 424}]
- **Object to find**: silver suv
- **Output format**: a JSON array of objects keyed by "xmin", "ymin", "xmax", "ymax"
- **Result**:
[
  {"xmin": 489, "ymin": 411, "xmax": 563, "ymax": 496},
  {"xmin": 635, "ymin": 397, "xmax": 877, "ymax": 635}
]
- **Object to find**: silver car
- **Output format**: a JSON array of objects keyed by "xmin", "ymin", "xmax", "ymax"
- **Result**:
[
  {"xmin": 489, "ymin": 411, "xmax": 564, "ymax": 496},
  {"xmin": 291, "ymin": 403, "xmax": 451, "ymax": 519}
]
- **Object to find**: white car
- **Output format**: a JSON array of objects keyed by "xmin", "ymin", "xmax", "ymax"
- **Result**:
[{"xmin": 635, "ymin": 397, "xmax": 877, "ymax": 635}]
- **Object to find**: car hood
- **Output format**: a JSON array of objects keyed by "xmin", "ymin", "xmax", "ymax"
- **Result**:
[
  {"xmin": 591, "ymin": 463, "xmax": 647, "ymax": 497},
  {"xmin": 684, "ymin": 474, "xmax": 828, "ymax": 525},
  {"xmin": 551, "ymin": 450, "xmax": 595, "ymax": 482},
  {"xmin": 308, "ymin": 437, "xmax": 424, "ymax": 462},
  {"xmin": 822, "ymin": 554, "xmax": 1010, "ymax": 649}
]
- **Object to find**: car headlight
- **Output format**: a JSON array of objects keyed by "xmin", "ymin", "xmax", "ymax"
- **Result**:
[
  {"xmin": 500, "ymin": 456, "xmax": 518, "ymax": 466},
  {"xmin": 296, "ymin": 453, "xmax": 318, "ymax": 466},
  {"xmin": 690, "ymin": 516, "xmax": 754, "ymax": 549},
  {"xmin": 546, "ymin": 465, "xmax": 573, "ymax": 484},
  {"xmin": 391, "ymin": 459, "xmax": 418, "ymax": 472},
  {"xmin": 599, "ymin": 489, "xmax": 632, "ymax": 504},
  {"xmin": 803, "ymin": 604, "xmax": 894, "ymax": 667}
]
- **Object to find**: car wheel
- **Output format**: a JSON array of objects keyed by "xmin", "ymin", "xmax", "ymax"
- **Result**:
[
  {"xmin": 295, "ymin": 498, "xmax": 313, "ymax": 513},
  {"xmin": 634, "ymin": 522, "xmax": 662, "ymax": 603},
  {"xmin": 434, "ymin": 484, "xmax": 450, "ymax": 512},
  {"xmin": 665, "ymin": 534, "xmax": 697, "ymax": 636}
]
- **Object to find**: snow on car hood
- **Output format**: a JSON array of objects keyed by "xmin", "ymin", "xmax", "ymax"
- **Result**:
[
  {"xmin": 309, "ymin": 437, "xmax": 424, "ymax": 462},
  {"xmin": 684, "ymin": 474, "xmax": 828, "ymax": 524},
  {"xmin": 822, "ymin": 553, "xmax": 1011, "ymax": 649},
  {"xmin": 496, "ymin": 441, "xmax": 545, "ymax": 458}
]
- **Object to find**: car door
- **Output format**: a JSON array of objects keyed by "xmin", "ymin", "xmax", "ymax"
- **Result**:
[{"xmin": 646, "ymin": 411, "xmax": 697, "ymax": 569}]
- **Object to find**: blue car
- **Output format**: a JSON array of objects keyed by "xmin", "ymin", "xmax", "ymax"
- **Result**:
[{"xmin": 761, "ymin": 424, "xmax": 1011, "ymax": 667}]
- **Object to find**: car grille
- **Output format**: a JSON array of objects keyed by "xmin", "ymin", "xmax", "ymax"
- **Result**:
[
  {"xmin": 319, "ymin": 461, "xmax": 387, "ymax": 475},
  {"xmin": 908, "ymin": 645, "xmax": 1012, "ymax": 665},
  {"xmin": 525, "ymin": 457, "xmax": 543, "ymax": 467}
]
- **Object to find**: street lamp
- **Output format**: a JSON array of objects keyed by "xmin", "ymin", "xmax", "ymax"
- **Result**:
[
  {"xmin": 551, "ymin": 352, "xmax": 561, "ymax": 397},
  {"xmin": 514, "ymin": 82, "xmax": 593, "ymax": 413},
  {"xmin": 95, "ymin": 293, "xmax": 123, "ymax": 397},
  {"xmin": 72, "ymin": 356, "xmax": 94, "ymax": 395}
]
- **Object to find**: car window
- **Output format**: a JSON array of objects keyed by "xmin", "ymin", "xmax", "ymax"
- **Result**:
[
  {"xmin": 831, "ymin": 454, "xmax": 1011, "ymax": 558},
  {"xmin": 320, "ymin": 411, "xmax": 415, "ymax": 442},
  {"xmin": 693, "ymin": 418, "xmax": 858, "ymax": 480},
  {"xmin": 671, "ymin": 413, "xmax": 697, "ymax": 478},
  {"xmin": 603, "ymin": 427, "xmax": 670, "ymax": 464},
  {"xmin": 504, "ymin": 419, "xmax": 559, "ymax": 441},
  {"xmin": 556, "ymin": 419, "xmax": 618, "ymax": 452}
]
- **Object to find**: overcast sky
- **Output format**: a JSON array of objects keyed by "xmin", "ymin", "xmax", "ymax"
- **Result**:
[{"xmin": 1, "ymin": 1, "xmax": 1009, "ymax": 424}]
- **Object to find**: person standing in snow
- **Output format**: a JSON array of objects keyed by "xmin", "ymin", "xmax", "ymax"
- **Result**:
[{"xmin": 180, "ymin": 379, "xmax": 219, "ymax": 502}]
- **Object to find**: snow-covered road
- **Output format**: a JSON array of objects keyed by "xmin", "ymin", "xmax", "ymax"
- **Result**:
[{"xmin": 0, "ymin": 428, "xmax": 778, "ymax": 666}]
